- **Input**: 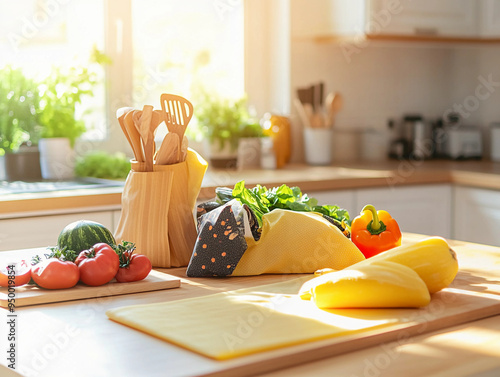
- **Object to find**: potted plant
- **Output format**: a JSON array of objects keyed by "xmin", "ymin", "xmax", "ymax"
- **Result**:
[
  {"xmin": 237, "ymin": 121, "xmax": 264, "ymax": 169},
  {"xmin": 36, "ymin": 64, "xmax": 98, "ymax": 180},
  {"xmin": 0, "ymin": 66, "xmax": 42, "ymax": 181},
  {"xmin": 194, "ymin": 94, "xmax": 262, "ymax": 169}
]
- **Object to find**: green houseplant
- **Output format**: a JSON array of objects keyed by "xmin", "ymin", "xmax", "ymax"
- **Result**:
[
  {"xmin": 36, "ymin": 48, "xmax": 108, "ymax": 180},
  {"xmin": 0, "ymin": 66, "xmax": 42, "ymax": 180},
  {"xmin": 37, "ymin": 65, "xmax": 96, "ymax": 146},
  {"xmin": 194, "ymin": 94, "xmax": 263, "ymax": 168}
]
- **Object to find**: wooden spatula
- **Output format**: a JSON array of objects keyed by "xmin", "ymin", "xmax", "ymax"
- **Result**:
[
  {"xmin": 116, "ymin": 107, "xmax": 135, "ymax": 149},
  {"xmin": 160, "ymin": 94, "xmax": 194, "ymax": 161},
  {"xmin": 180, "ymin": 135, "xmax": 188, "ymax": 162},
  {"xmin": 133, "ymin": 106, "xmax": 155, "ymax": 172},
  {"xmin": 123, "ymin": 109, "xmax": 144, "ymax": 164}
]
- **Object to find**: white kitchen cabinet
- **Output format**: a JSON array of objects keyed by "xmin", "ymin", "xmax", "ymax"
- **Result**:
[
  {"xmin": 308, "ymin": 190, "xmax": 356, "ymax": 219},
  {"xmin": 367, "ymin": 0, "xmax": 478, "ymax": 37},
  {"xmin": 292, "ymin": 0, "xmax": 498, "ymax": 41},
  {"xmin": 291, "ymin": 0, "xmax": 365, "ymax": 38},
  {"xmin": 0, "ymin": 211, "xmax": 114, "ymax": 252},
  {"xmin": 112, "ymin": 210, "xmax": 122, "ymax": 233},
  {"xmin": 355, "ymin": 184, "xmax": 452, "ymax": 238},
  {"xmin": 453, "ymin": 186, "xmax": 500, "ymax": 246}
]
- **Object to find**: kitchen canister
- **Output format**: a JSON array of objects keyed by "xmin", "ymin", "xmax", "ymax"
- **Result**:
[
  {"xmin": 361, "ymin": 128, "xmax": 389, "ymax": 161},
  {"xmin": 303, "ymin": 128, "xmax": 332, "ymax": 165},
  {"xmin": 237, "ymin": 137, "xmax": 261, "ymax": 169}
]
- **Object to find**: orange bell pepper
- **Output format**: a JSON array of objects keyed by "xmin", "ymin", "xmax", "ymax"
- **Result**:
[{"xmin": 351, "ymin": 204, "xmax": 402, "ymax": 258}]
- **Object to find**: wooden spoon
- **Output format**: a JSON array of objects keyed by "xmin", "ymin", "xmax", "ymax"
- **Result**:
[
  {"xmin": 155, "ymin": 132, "xmax": 179, "ymax": 165},
  {"xmin": 123, "ymin": 110, "xmax": 144, "ymax": 164},
  {"xmin": 328, "ymin": 92, "xmax": 343, "ymax": 127}
]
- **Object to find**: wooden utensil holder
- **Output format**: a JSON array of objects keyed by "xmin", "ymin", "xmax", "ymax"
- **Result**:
[{"xmin": 115, "ymin": 150, "xmax": 207, "ymax": 267}]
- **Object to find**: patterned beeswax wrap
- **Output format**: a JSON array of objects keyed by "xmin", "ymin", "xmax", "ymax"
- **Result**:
[
  {"xmin": 106, "ymin": 277, "xmax": 397, "ymax": 360},
  {"xmin": 115, "ymin": 149, "xmax": 207, "ymax": 268},
  {"xmin": 187, "ymin": 200, "xmax": 253, "ymax": 277},
  {"xmin": 187, "ymin": 205, "xmax": 365, "ymax": 277}
]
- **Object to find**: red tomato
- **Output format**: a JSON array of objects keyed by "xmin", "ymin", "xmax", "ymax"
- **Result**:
[
  {"xmin": 0, "ymin": 260, "xmax": 32, "ymax": 287},
  {"xmin": 115, "ymin": 254, "xmax": 152, "ymax": 283},
  {"xmin": 76, "ymin": 243, "xmax": 119, "ymax": 286},
  {"xmin": 31, "ymin": 259, "xmax": 79, "ymax": 289}
]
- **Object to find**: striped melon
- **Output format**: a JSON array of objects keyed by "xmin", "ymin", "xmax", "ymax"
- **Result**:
[{"xmin": 57, "ymin": 220, "xmax": 116, "ymax": 253}]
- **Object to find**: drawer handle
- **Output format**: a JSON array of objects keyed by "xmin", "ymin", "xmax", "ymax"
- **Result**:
[{"xmin": 414, "ymin": 27, "xmax": 438, "ymax": 36}]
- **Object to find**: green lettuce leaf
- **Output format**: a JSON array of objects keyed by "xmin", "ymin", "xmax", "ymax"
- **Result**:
[{"xmin": 223, "ymin": 180, "xmax": 350, "ymax": 227}]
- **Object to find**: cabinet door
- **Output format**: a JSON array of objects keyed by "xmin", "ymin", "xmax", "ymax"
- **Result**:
[
  {"xmin": 453, "ymin": 186, "xmax": 500, "ymax": 246},
  {"xmin": 112, "ymin": 210, "xmax": 122, "ymax": 233},
  {"xmin": 291, "ymin": 0, "xmax": 365, "ymax": 38},
  {"xmin": 479, "ymin": 0, "xmax": 500, "ymax": 37},
  {"xmin": 355, "ymin": 184, "xmax": 452, "ymax": 238},
  {"xmin": 308, "ymin": 190, "xmax": 356, "ymax": 218},
  {"xmin": 367, "ymin": 0, "xmax": 478, "ymax": 37},
  {"xmin": 0, "ymin": 211, "xmax": 114, "ymax": 252}
]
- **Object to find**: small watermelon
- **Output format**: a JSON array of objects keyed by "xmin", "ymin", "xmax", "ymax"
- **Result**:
[{"xmin": 57, "ymin": 220, "xmax": 116, "ymax": 253}]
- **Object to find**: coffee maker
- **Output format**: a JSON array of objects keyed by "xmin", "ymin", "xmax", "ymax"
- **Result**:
[{"xmin": 388, "ymin": 115, "xmax": 433, "ymax": 159}]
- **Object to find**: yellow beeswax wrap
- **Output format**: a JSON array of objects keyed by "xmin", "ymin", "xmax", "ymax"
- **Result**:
[
  {"xmin": 232, "ymin": 210, "xmax": 365, "ymax": 275},
  {"xmin": 106, "ymin": 277, "xmax": 398, "ymax": 360},
  {"xmin": 115, "ymin": 149, "xmax": 207, "ymax": 267}
]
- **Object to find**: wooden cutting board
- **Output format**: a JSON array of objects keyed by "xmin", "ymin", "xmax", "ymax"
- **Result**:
[
  {"xmin": 106, "ymin": 271, "xmax": 500, "ymax": 364},
  {"xmin": 0, "ymin": 270, "xmax": 180, "ymax": 308}
]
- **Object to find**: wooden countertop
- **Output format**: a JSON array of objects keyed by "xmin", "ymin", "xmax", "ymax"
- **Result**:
[
  {"xmin": 3, "ymin": 160, "xmax": 500, "ymax": 218},
  {"xmin": 0, "ymin": 234, "xmax": 499, "ymax": 377}
]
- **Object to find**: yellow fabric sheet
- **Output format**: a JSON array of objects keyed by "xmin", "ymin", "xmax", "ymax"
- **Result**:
[{"xmin": 106, "ymin": 277, "xmax": 399, "ymax": 360}]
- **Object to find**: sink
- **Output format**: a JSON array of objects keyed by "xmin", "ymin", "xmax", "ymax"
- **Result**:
[{"xmin": 0, "ymin": 177, "xmax": 125, "ymax": 195}]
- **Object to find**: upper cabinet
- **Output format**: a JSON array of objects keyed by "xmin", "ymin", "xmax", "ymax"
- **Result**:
[
  {"xmin": 367, "ymin": 0, "xmax": 478, "ymax": 38},
  {"xmin": 291, "ymin": 0, "xmax": 500, "ymax": 42},
  {"xmin": 480, "ymin": 0, "xmax": 500, "ymax": 36}
]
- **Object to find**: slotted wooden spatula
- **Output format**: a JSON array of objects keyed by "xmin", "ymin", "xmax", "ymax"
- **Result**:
[{"xmin": 160, "ymin": 94, "xmax": 194, "ymax": 161}]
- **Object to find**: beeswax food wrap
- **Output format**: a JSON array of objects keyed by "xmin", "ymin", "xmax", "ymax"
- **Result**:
[
  {"xmin": 115, "ymin": 149, "xmax": 207, "ymax": 267},
  {"xmin": 186, "ymin": 202, "xmax": 365, "ymax": 276},
  {"xmin": 106, "ymin": 277, "xmax": 397, "ymax": 360}
]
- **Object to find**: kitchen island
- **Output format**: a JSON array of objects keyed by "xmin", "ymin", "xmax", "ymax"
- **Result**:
[{"xmin": 1, "ymin": 233, "xmax": 499, "ymax": 377}]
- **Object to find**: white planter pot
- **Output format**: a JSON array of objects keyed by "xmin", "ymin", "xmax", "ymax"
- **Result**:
[
  {"xmin": 38, "ymin": 138, "xmax": 75, "ymax": 180},
  {"xmin": 203, "ymin": 139, "xmax": 238, "ymax": 169},
  {"xmin": 237, "ymin": 137, "xmax": 261, "ymax": 169}
]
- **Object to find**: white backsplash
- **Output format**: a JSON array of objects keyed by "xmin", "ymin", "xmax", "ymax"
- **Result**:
[{"xmin": 289, "ymin": 40, "xmax": 500, "ymax": 162}]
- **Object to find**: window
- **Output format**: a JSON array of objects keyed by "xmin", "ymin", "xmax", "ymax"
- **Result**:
[
  {"xmin": 131, "ymin": 0, "xmax": 244, "ymax": 108},
  {"xmin": 0, "ymin": 0, "xmax": 107, "ymax": 140},
  {"xmin": 0, "ymin": 0, "xmax": 245, "ymax": 152}
]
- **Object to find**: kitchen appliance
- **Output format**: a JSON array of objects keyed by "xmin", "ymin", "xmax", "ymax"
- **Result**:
[
  {"xmin": 490, "ymin": 123, "xmax": 500, "ymax": 161},
  {"xmin": 388, "ymin": 115, "xmax": 433, "ymax": 159},
  {"xmin": 443, "ymin": 126, "xmax": 483, "ymax": 160},
  {"xmin": 404, "ymin": 115, "xmax": 434, "ymax": 159}
]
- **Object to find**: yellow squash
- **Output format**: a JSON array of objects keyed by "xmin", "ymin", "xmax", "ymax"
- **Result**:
[
  {"xmin": 362, "ymin": 236, "xmax": 458, "ymax": 294},
  {"xmin": 300, "ymin": 237, "xmax": 458, "ymax": 300},
  {"xmin": 310, "ymin": 260, "xmax": 431, "ymax": 309}
]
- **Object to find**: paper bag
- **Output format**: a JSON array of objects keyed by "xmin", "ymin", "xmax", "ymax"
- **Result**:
[{"xmin": 115, "ymin": 149, "xmax": 207, "ymax": 267}]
